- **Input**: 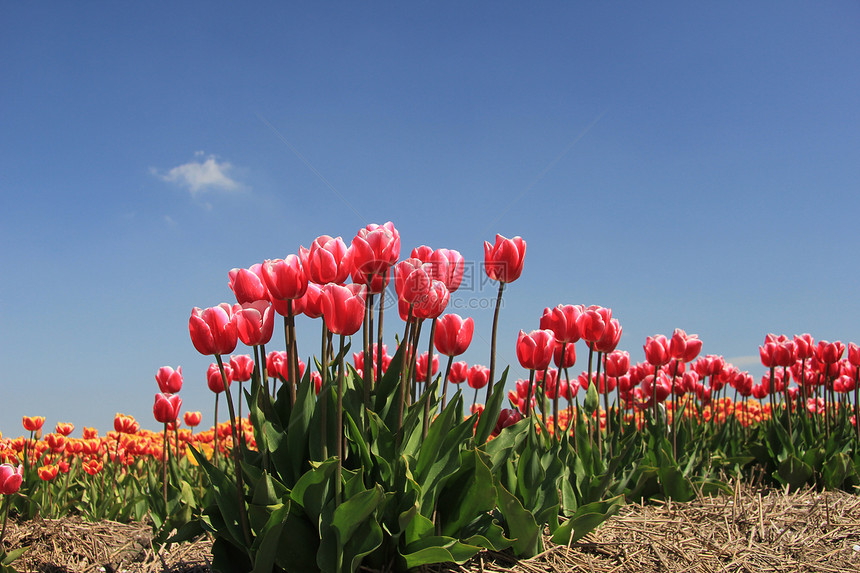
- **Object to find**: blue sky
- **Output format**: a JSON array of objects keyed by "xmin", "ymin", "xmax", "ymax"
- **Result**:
[{"xmin": 2, "ymin": 2, "xmax": 858, "ymax": 435}]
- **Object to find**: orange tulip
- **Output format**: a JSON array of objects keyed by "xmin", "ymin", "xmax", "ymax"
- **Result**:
[
  {"xmin": 37, "ymin": 464, "xmax": 58, "ymax": 481},
  {"xmin": 22, "ymin": 416, "xmax": 45, "ymax": 432}
]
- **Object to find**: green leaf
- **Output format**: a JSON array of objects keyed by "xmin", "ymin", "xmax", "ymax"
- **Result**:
[
  {"xmin": 400, "ymin": 537, "xmax": 482, "ymax": 569},
  {"xmin": 437, "ymin": 449, "xmax": 497, "ymax": 537},
  {"xmin": 1, "ymin": 546, "xmax": 28, "ymax": 565},
  {"xmin": 291, "ymin": 459, "xmax": 338, "ymax": 524},
  {"xmin": 495, "ymin": 482, "xmax": 541, "ymax": 557},
  {"xmin": 551, "ymin": 495, "xmax": 624, "ymax": 544},
  {"xmin": 776, "ymin": 454, "xmax": 814, "ymax": 490},
  {"xmin": 251, "ymin": 503, "xmax": 290, "ymax": 573}
]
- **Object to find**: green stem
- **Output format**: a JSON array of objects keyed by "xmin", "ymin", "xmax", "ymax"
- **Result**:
[
  {"xmin": 486, "ymin": 281, "xmax": 506, "ymax": 404},
  {"xmin": 214, "ymin": 353, "xmax": 253, "ymax": 549},
  {"xmin": 320, "ymin": 319, "xmax": 329, "ymax": 460},
  {"xmin": 524, "ymin": 369, "xmax": 536, "ymax": 417},
  {"xmin": 336, "ymin": 335, "xmax": 346, "ymax": 506},
  {"xmin": 376, "ymin": 288, "xmax": 386, "ymax": 383},
  {"xmin": 440, "ymin": 355, "xmax": 454, "ymax": 410},
  {"xmin": 422, "ymin": 319, "xmax": 437, "ymax": 440}
]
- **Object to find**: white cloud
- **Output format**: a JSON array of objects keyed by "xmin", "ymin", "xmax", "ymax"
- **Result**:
[
  {"xmin": 725, "ymin": 355, "xmax": 760, "ymax": 369},
  {"xmin": 158, "ymin": 154, "xmax": 241, "ymax": 195}
]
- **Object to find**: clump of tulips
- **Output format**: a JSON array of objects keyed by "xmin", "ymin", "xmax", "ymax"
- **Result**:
[{"xmin": 0, "ymin": 221, "xmax": 857, "ymax": 573}]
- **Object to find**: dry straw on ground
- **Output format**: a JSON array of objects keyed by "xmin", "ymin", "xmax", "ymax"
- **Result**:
[{"xmin": 5, "ymin": 483, "xmax": 860, "ymax": 572}]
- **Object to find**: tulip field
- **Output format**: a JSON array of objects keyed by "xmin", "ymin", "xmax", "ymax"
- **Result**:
[{"xmin": 1, "ymin": 223, "xmax": 859, "ymax": 573}]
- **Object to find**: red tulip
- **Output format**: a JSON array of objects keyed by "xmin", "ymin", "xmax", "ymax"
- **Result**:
[
  {"xmin": 153, "ymin": 393, "xmax": 182, "ymax": 424},
  {"xmin": 483, "ymin": 234, "xmax": 526, "ymax": 283},
  {"xmin": 467, "ymin": 365, "xmax": 490, "ymax": 390},
  {"xmin": 794, "ymin": 334, "xmax": 815, "ymax": 360},
  {"xmin": 416, "ymin": 352, "xmax": 439, "ymax": 381},
  {"xmin": 516, "ymin": 329, "xmax": 557, "ymax": 371},
  {"xmin": 189, "ymin": 304, "xmax": 239, "ymax": 356},
  {"xmin": 431, "ymin": 248, "xmax": 465, "ymax": 292},
  {"xmin": 261, "ymin": 255, "xmax": 308, "ymax": 301},
  {"xmin": 22, "ymin": 416, "xmax": 45, "ymax": 432},
  {"xmin": 434, "ymin": 314, "xmax": 474, "ymax": 357},
  {"xmin": 848, "ymin": 342, "xmax": 860, "ymax": 367},
  {"xmin": 301, "ymin": 282, "xmax": 325, "ymax": 319},
  {"xmin": 321, "ymin": 283, "xmax": 366, "ymax": 336},
  {"xmin": 492, "ymin": 409, "xmax": 523, "ymax": 437},
  {"xmin": 228, "ymin": 265, "xmax": 269, "ymax": 304},
  {"xmin": 353, "ymin": 343, "xmax": 390, "ymax": 379},
  {"xmin": 235, "ymin": 300, "xmax": 275, "ymax": 346},
  {"xmin": 351, "ymin": 263, "xmax": 391, "ymax": 294},
  {"xmin": 155, "ymin": 366, "xmax": 183, "ymax": 394},
  {"xmin": 449, "ymin": 361, "xmax": 469, "ymax": 384},
  {"xmin": 816, "ymin": 340, "xmax": 845, "ymax": 364},
  {"xmin": 544, "ymin": 373, "xmax": 568, "ymax": 400},
  {"xmin": 304, "ymin": 235, "xmax": 351, "ymax": 285},
  {"xmin": 0, "ymin": 464, "xmax": 23, "ymax": 494},
  {"xmin": 413, "ymin": 280, "xmax": 450, "ymax": 319},
  {"xmin": 229, "ymin": 354, "xmax": 255, "ymax": 382},
  {"xmin": 266, "ymin": 351, "xmax": 287, "ymax": 379},
  {"xmin": 605, "ymin": 350, "xmax": 630, "ymax": 378},
  {"xmin": 183, "ymin": 411, "xmax": 202, "ymax": 428},
  {"xmin": 207, "ymin": 362, "xmax": 232, "ymax": 393},
  {"xmin": 576, "ymin": 307, "xmax": 606, "ymax": 344},
  {"xmin": 539, "ymin": 304, "xmax": 583, "ymax": 344},
  {"xmin": 668, "ymin": 329, "xmax": 703, "ymax": 363},
  {"xmin": 350, "ymin": 221, "xmax": 401, "ymax": 276},
  {"xmin": 644, "ymin": 335, "xmax": 670, "ymax": 367},
  {"xmin": 594, "ymin": 318, "xmax": 622, "ymax": 353},
  {"xmin": 395, "ymin": 259, "xmax": 432, "ymax": 305},
  {"xmin": 553, "ymin": 342, "xmax": 576, "ymax": 368}
]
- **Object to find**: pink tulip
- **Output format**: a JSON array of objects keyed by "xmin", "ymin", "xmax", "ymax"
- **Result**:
[
  {"xmin": 413, "ymin": 280, "xmax": 450, "ymax": 320},
  {"xmin": 228, "ymin": 265, "xmax": 269, "ymax": 304},
  {"xmin": 668, "ymin": 329, "xmax": 703, "ymax": 363},
  {"xmin": 304, "ymin": 235, "xmax": 351, "ymax": 285},
  {"xmin": 604, "ymin": 350, "xmax": 630, "ymax": 378},
  {"xmin": 350, "ymin": 222, "xmax": 401, "ymax": 276},
  {"xmin": 644, "ymin": 335, "xmax": 670, "ymax": 367},
  {"xmin": 516, "ymin": 329, "xmax": 557, "ymax": 371},
  {"xmin": 207, "ymin": 362, "xmax": 232, "ymax": 393},
  {"xmin": 262, "ymin": 255, "xmax": 308, "ymax": 301},
  {"xmin": 483, "ymin": 234, "xmax": 526, "ymax": 283},
  {"xmin": 449, "ymin": 361, "xmax": 469, "ymax": 384},
  {"xmin": 235, "ymin": 300, "xmax": 275, "ymax": 346},
  {"xmin": 434, "ymin": 314, "xmax": 474, "ymax": 357},
  {"xmin": 153, "ymin": 393, "xmax": 182, "ymax": 424},
  {"xmin": 321, "ymin": 283, "xmax": 366, "ymax": 336},
  {"xmin": 539, "ymin": 304, "xmax": 583, "ymax": 344},
  {"xmin": 467, "ymin": 365, "xmax": 490, "ymax": 390},
  {"xmin": 189, "ymin": 304, "xmax": 239, "ymax": 356},
  {"xmin": 229, "ymin": 355, "xmax": 255, "ymax": 382},
  {"xmin": 155, "ymin": 366, "xmax": 183, "ymax": 394},
  {"xmin": 0, "ymin": 463, "xmax": 23, "ymax": 495}
]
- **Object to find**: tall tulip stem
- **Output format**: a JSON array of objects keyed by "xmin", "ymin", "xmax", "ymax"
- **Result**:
[
  {"xmin": 320, "ymin": 319, "xmax": 330, "ymax": 460},
  {"xmin": 376, "ymin": 288, "xmax": 386, "ymax": 383},
  {"xmin": 422, "ymin": 319, "xmax": 437, "ymax": 439},
  {"xmin": 553, "ymin": 344, "xmax": 567, "ymax": 438},
  {"xmin": 524, "ymin": 369, "xmax": 536, "ymax": 417},
  {"xmin": 486, "ymin": 281, "xmax": 506, "ymax": 404},
  {"xmin": 214, "ymin": 353, "xmax": 252, "ymax": 548},
  {"xmin": 162, "ymin": 422, "xmax": 169, "ymax": 508},
  {"xmin": 441, "ymin": 355, "xmax": 454, "ymax": 410},
  {"xmin": 335, "ymin": 334, "xmax": 346, "ymax": 506}
]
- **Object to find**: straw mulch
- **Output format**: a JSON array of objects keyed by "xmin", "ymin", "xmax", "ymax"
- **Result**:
[{"xmin": 4, "ymin": 484, "xmax": 859, "ymax": 572}]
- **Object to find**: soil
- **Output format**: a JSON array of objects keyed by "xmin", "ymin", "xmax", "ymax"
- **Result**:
[{"xmin": 4, "ymin": 483, "xmax": 859, "ymax": 573}]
